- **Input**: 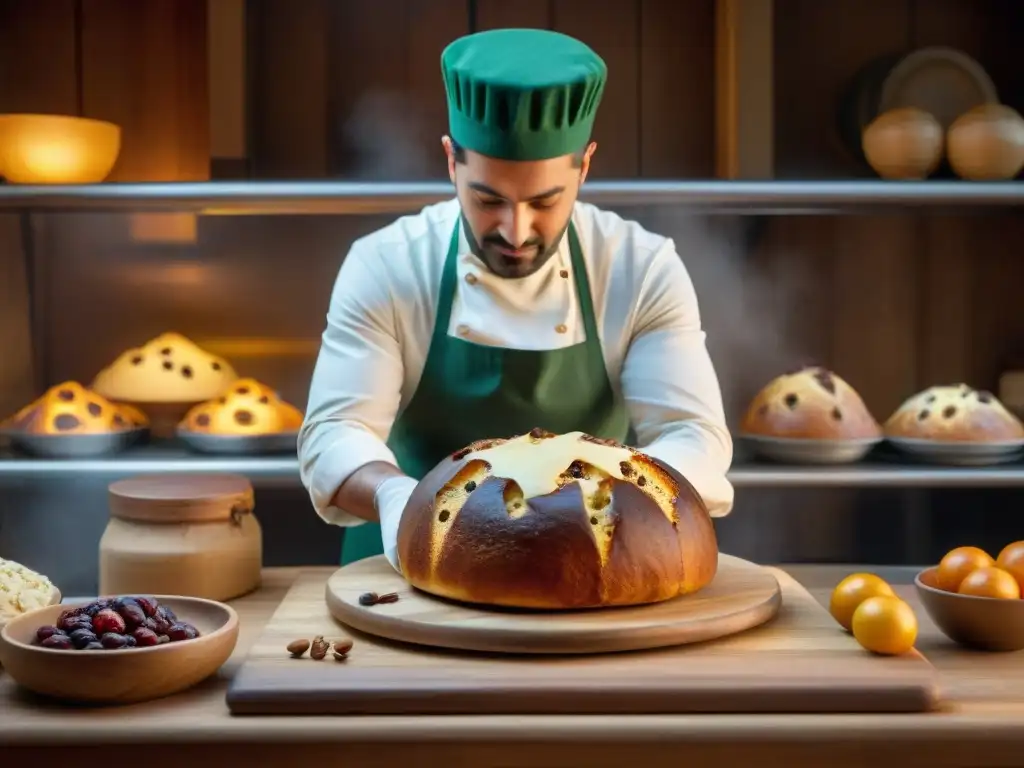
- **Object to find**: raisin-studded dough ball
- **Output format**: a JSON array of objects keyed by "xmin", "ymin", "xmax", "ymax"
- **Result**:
[
  {"xmin": 3, "ymin": 382, "xmax": 126, "ymax": 435},
  {"xmin": 397, "ymin": 429, "xmax": 719, "ymax": 609},
  {"xmin": 885, "ymin": 384, "xmax": 1024, "ymax": 442},
  {"xmin": 92, "ymin": 332, "xmax": 237, "ymax": 403},
  {"xmin": 181, "ymin": 378, "xmax": 304, "ymax": 435},
  {"xmin": 740, "ymin": 367, "xmax": 882, "ymax": 440}
]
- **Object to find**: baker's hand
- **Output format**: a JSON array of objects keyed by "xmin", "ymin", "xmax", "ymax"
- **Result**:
[{"xmin": 374, "ymin": 476, "xmax": 418, "ymax": 573}]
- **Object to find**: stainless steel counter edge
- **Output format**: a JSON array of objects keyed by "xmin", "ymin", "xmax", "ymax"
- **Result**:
[
  {"xmin": 3, "ymin": 451, "xmax": 1024, "ymax": 486},
  {"xmin": 1, "ymin": 179, "xmax": 1023, "ymax": 214}
]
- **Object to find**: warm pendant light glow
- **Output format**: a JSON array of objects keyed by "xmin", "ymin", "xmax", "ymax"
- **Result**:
[{"xmin": 0, "ymin": 113, "xmax": 121, "ymax": 184}]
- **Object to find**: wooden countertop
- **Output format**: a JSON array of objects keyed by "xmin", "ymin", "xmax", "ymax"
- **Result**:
[{"xmin": 4, "ymin": 565, "xmax": 1024, "ymax": 768}]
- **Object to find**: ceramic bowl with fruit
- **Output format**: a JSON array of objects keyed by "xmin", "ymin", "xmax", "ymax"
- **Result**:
[
  {"xmin": 0, "ymin": 594, "xmax": 239, "ymax": 704},
  {"xmin": 915, "ymin": 542, "xmax": 1024, "ymax": 652}
]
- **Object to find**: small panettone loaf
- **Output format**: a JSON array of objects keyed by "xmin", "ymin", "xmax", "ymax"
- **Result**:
[
  {"xmin": 181, "ymin": 378, "xmax": 304, "ymax": 436},
  {"xmin": 396, "ymin": 429, "xmax": 719, "ymax": 610},
  {"xmin": 740, "ymin": 367, "xmax": 882, "ymax": 440},
  {"xmin": 1, "ymin": 382, "xmax": 137, "ymax": 435},
  {"xmin": 92, "ymin": 332, "xmax": 237, "ymax": 403},
  {"xmin": 885, "ymin": 384, "xmax": 1024, "ymax": 442}
]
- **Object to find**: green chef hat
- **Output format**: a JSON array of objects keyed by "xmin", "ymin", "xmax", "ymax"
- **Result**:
[{"xmin": 441, "ymin": 28, "xmax": 607, "ymax": 161}]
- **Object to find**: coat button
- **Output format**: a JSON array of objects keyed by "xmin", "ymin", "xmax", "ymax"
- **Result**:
[
  {"xmin": 555, "ymin": 324, "xmax": 567, "ymax": 334},
  {"xmin": 457, "ymin": 324, "xmax": 470, "ymax": 337},
  {"xmin": 465, "ymin": 273, "xmax": 478, "ymax": 285}
]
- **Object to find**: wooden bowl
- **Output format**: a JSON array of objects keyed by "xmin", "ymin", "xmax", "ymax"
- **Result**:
[
  {"xmin": 947, "ymin": 103, "xmax": 1024, "ymax": 180},
  {"xmin": 862, "ymin": 107, "xmax": 944, "ymax": 179},
  {"xmin": 915, "ymin": 567, "xmax": 1024, "ymax": 651},
  {"xmin": 0, "ymin": 114, "xmax": 121, "ymax": 183},
  {"xmin": 0, "ymin": 595, "xmax": 239, "ymax": 704}
]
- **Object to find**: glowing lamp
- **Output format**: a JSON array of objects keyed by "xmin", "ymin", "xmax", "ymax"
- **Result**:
[{"xmin": 0, "ymin": 114, "xmax": 121, "ymax": 184}]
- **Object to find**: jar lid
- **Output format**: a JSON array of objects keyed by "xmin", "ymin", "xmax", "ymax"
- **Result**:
[{"xmin": 108, "ymin": 474, "xmax": 255, "ymax": 524}]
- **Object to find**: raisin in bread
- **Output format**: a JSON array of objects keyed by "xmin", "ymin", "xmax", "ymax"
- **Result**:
[
  {"xmin": 740, "ymin": 367, "xmax": 882, "ymax": 440},
  {"xmin": 180, "ymin": 378, "xmax": 304, "ymax": 436},
  {"xmin": 92, "ymin": 332, "xmax": 237, "ymax": 403},
  {"xmin": 396, "ymin": 428, "xmax": 718, "ymax": 609},
  {"xmin": 1, "ymin": 382, "xmax": 133, "ymax": 435},
  {"xmin": 885, "ymin": 384, "xmax": 1024, "ymax": 442}
]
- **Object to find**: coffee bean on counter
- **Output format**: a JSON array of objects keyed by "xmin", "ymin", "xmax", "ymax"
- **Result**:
[
  {"xmin": 287, "ymin": 638, "xmax": 310, "ymax": 657},
  {"xmin": 310, "ymin": 635, "xmax": 330, "ymax": 660},
  {"xmin": 333, "ymin": 638, "xmax": 354, "ymax": 656}
]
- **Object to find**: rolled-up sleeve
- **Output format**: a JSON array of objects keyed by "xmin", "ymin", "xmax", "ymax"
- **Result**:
[
  {"xmin": 298, "ymin": 242, "xmax": 404, "ymax": 526},
  {"xmin": 621, "ymin": 241, "xmax": 735, "ymax": 517}
]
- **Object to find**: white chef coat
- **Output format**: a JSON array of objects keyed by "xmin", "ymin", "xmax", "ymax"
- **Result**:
[{"xmin": 299, "ymin": 197, "xmax": 734, "ymax": 527}]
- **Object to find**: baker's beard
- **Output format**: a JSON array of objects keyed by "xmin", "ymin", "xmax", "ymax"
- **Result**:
[{"xmin": 461, "ymin": 212, "xmax": 569, "ymax": 279}]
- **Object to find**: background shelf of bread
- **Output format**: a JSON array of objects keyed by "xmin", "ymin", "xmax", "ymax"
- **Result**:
[
  {"xmin": 0, "ymin": 333, "xmax": 304, "ymax": 458},
  {"xmin": 740, "ymin": 367, "xmax": 1024, "ymax": 466}
]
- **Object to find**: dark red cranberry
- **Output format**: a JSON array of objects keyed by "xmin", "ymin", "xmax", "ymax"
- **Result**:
[
  {"xmin": 83, "ymin": 599, "xmax": 113, "ymax": 617},
  {"xmin": 116, "ymin": 602, "xmax": 146, "ymax": 628},
  {"xmin": 134, "ymin": 596, "xmax": 159, "ymax": 618},
  {"xmin": 124, "ymin": 635, "xmax": 137, "ymax": 648},
  {"xmin": 92, "ymin": 609, "xmax": 126, "ymax": 635},
  {"xmin": 149, "ymin": 615, "xmax": 172, "ymax": 634},
  {"xmin": 35, "ymin": 625, "xmax": 62, "ymax": 642},
  {"xmin": 69, "ymin": 628, "xmax": 99, "ymax": 648},
  {"xmin": 167, "ymin": 623, "xmax": 199, "ymax": 642},
  {"xmin": 132, "ymin": 627, "xmax": 160, "ymax": 647},
  {"xmin": 156, "ymin": 605, "xmax": 177, "ymax": 623},
  {"xmin": 41, "ymin": 634, "xmax": 73, "ymax": 650},
  {"xmin": 57, "ymin": 609, "xmax": 88, "ymax": 632},
  {"xmin": 100, "ymin": 632, "xmax": 129, "ymax": 649}
]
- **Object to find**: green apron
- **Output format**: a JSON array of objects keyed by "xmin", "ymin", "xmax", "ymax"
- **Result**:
[{"xmin": 340, "ymin": 218, "xmax": 630, "ymax": 564}]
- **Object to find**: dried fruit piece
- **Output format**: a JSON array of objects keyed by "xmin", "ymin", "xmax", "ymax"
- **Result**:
[
  {"xmin": 359, "ymin": 592, "xmax": 379, "ymax": 606},
  {"xmin": 92, "ymin": 608, "xmax": 127, "ymax": 635},
  {"xmin": 310, "ymin": 635, "xmax": 330, "ymax": 660},
  {"xmin": 287, "ymin": 639, "xmax": 310, "ymax": 657},
  {"xmin": 332, "ymin": 651, "xmax": 349, "ymax": 662},
  {"xmin": 167, "ymin": 622, "xmax": 200, "ymax": 642},
  {"xmin": 69, "ymin": 628, "xmax": 99, "ymax": 649},
  {"xmin": 35, "ymin": 625, "xmax": 62, "ymax": 642},
  {"xmin": 100, "ymin": 632, "xmax": 130, "ymax": 649},
  {"xmin": 333, "ymin": 638, "xmax": 354, "ymax": 656},
  {"xmin": 134, "ymin": 596, "xmax": 159, "ymax": 618},
  {"xmin": 376, "ymin": 592, "xmax": 400, "ymax": 604},
  {"xmin": 132, "ymin": 627, "xmax": 161, "ymax": 647},
  {"xmin": 41, "ymin": 634, "xmax": 73, "ymax": 650}
]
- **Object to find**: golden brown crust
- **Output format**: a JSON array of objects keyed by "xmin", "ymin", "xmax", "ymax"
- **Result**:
[
  {"xmin": 740, "ymin": 367, "xmax": 881, "ymax": 440},
  {"xmin": 884, "ymin": 384, "xmax": 1024, "ymax": 442},
  {"xmin": 1, "ymin": 382, "xmax": 139, "ymax": 435},
  {"xmin": 396, "ymin": 430, "xmax": 718, "ymax": 609},
  {"xmin": 179, "ymin": 378, "xmax": 303, "ymax": 436}
]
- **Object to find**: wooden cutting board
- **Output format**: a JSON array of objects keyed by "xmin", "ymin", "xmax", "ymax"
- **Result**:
[
  {"xmin": 226, "ymin": 565, "xmax": 940, "ymax": 716},
  {"xmin": 325, "ymin": 554, "xmax": 782, "ymax": 654}
]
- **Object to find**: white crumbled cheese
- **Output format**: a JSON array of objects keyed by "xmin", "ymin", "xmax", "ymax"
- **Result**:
[{"xmin": 0, "ymin": 558, "xmax": 56, "ymax": 621}]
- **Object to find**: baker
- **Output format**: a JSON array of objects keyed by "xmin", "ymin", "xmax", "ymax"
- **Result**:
[{"xmin": 298, "ymin": 28, "xmax": 734, "ymax": 569}]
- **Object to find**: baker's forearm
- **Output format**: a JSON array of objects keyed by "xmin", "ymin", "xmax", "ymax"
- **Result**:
[{"xmin": 330, "ymin": 461, "xmax": 409, "ymax": 523}]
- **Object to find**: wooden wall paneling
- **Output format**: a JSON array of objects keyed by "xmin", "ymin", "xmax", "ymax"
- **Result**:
[
  {"xmin": 248, "ymin": 0, "xmax": 328, "ymax": 178},
  {"xmin": 912, "ymin": 0, "xmax": 1023, "ymax": 112},
  {"xmin": 551, "ymin": 0, "xmax": 640, "ymax": 178},
  {"xmin": 773, "ymin": 0, "xmax": 912, "ymax": 177},
  {"xmin": 831, "ymin": 216, "xmax": 920, "ymax": 419},
  {"xmin": 639, "ymin": 0, "xmax": 715, "ymax": 178},
  {"xmin": 715, "ymin": 0, "xmax": 773, "ymax": 179},
  {"xmin": 474, "ymin": 0, "xmax": 552, "ymax": 30},
  {"xmin": 0, "ymin": 0, "xmax": 78, "ymax": 115},
  {"xmin": 81, "ymin": 0, "xmax": 209, "ymax": 182},
  {"xmin": 405, "ymin": 0, "xmax": 472, "ymax": 178},
  {"xmin": 208, "ymin": 0, "xmax": 248, "ymax": 178},
  {"xmin": 0, "ymin": 216, "xmax": 34, "ymax": 416},
  {"xmin": 968, "ymin": 214, "xmax": 1024, "ymax": 391},
  {"xmin": 917, "ymin": 217, "xmax": 973, "ymax": 389},
  {"xmin": 328, "ymin": 1, "xmax": 469, "ymax": 179}
]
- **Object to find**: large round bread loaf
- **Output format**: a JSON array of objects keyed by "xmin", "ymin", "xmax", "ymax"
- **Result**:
[
  {"xmin": 740, "ymin": 366, "xmax": 881, "ymax": 440},
  {"xmin": 396, "ymin": 429, "xmax": 718, "ymax": 609},
  {"xmin": 885, "ymin": 384, "xmax": 1024, "ymax": 442}
]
